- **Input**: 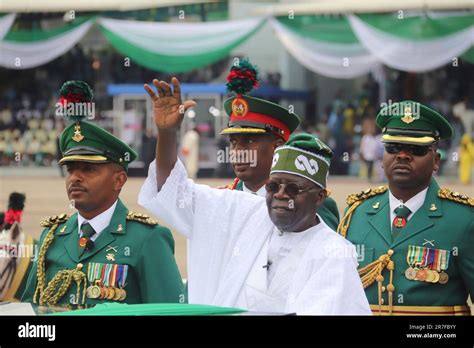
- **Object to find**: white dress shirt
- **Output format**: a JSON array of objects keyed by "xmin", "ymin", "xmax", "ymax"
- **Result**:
[
  {"xmin": 388, "ymin": 187, "xmax": 428, "ymax": 231},
  {"xmin": 77, "ymin": 200, "xmax": 118, "ymax": 241},
  {"xmin": 242, "ymin": 182, "xmax": 266, "ymax": 197},
  {"xmin": 266, "ymin": 224, "xmax": 317, "ymax": 287}
]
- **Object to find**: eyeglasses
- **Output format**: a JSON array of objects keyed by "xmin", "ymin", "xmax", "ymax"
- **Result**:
[
  {"xmin": 265, "ymin": 180, "xmax": 318, "ymax": 198},
  {"xmin": 384, "ymin": 143, "xmax": 433, "ymax": 156}
]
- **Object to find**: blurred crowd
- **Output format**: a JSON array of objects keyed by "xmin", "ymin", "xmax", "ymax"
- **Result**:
[
  {"xmin": 0, "ymin": 112, "xmax": 63, "ymax": 166},
  {"xmin": 1, "ymin": 50, "xmax": 472, "ymax": 182},
  {"xmin": 0, "ymin": 47, "xmax": 230, "ymax": 167}
]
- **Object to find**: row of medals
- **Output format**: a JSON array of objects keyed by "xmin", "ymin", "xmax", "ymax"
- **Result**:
[
  {"xmin": 405, "ymin": 267, "xmax": 449, "ymax": 284},
  {"xmin": 86, "ymin": 280, "xmax": 127, "ymax": 301}
]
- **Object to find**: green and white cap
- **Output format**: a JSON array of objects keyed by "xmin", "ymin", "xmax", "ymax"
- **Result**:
[{"xmin": 270, "ymin": 133, "xmax": 333, "ymax": 189}]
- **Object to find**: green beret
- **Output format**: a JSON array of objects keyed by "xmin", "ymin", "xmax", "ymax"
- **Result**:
[
  {"xmin": 270, "ymin": 133, "xmax": 332, "ymax": 189},
  {"xmin": 376, "ymin": 100, "xmax": 453, "ymax": 145}
]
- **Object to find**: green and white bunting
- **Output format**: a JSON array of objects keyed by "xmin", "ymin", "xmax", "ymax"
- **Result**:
[
  {"xmin": 0, "ymin": 17, "xmax": 93, "ymax": 69},
  {"xmin": 98, "ymin": 17, "xmax": 266, "ymax": 73},
  {"xmin": 348, "ymin": 12, "xmax": 474, "ymax": 72},
  {"xmin": 273, "ymin": 12, "xmax": 473, "ymax": 78},
  {"xmin": 0, "ymin": 12, "xmax": 472, "ymax": 74},
  {"xmin": 271, "ymin": 16, "xmax": 380, "ymax": 79}
]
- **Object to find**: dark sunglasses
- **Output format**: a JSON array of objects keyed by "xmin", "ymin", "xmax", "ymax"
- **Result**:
[
  {"xmin": 265, "ymin": 180, "xmax": 318, "ymax": 198},
  {"xmin": 384, "ymin": 143, "xmax": 433, "ymax": 156}
]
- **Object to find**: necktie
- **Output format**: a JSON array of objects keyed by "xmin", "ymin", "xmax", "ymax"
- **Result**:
[
  {"xmin": 79, "ymin": 222, "xmax": 96, "ymax": 254},
  {"xmin": 392, "ymin": 205, "xmax": 411, "ymax": 240}
]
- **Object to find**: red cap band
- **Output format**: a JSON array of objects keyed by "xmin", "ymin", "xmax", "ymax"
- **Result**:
[{"xmin": 230, "ymin": 111, "xmax": 291, "ymax": 141}]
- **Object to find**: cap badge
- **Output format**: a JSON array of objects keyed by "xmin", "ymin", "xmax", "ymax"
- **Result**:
[
  {"xmin": 72, "ymin": 123, "xmax": 85, "ymax": 142},
  {"xmin": 401, "ymin": 105, "xmax": 415, "ymax": 124},
  {"xmin": 231, "ymin": 97, "xmax": 248, "ymax": 118}
]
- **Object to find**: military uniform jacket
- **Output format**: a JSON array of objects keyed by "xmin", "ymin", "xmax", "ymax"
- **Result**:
[
  {"xmin": 342, "ymin": 179, "xmax": 473, "ymax": 309},
  {"xmin": 22, "ymin": 199, "xmax": 184, "ymax": 306}
]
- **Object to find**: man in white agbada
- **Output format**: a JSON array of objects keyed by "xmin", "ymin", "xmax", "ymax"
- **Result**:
[{"xmin": 139, "ymin": 77, "xmax": 371, "ymax": 315}]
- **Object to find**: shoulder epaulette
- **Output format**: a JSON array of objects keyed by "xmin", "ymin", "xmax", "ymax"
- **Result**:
[
  {"xmin": 338, "ymin": 186, "xmax": 387, "ymax": 238},
  {"xmin": 438, "ymin": 188, "xmax": 474, "ymax": 207},
  {"xmin": 126, "ymin": 211, "xmax": 159, "ymax": 225},
  {"xmin": 346, "ymin": 186, "xmax": 388, "ymax": 205},
  {"xmin": 40, "ymin": 213, "xmax": 69, "ymax": 227}
]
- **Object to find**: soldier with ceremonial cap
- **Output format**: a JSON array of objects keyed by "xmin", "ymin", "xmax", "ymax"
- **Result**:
[
  {"xmin": 338, "ymin": 100, "xmax": 473, "ymax": 316},
  {"xmin": 22, "ymin": 81, "xmax": 184, "ymax": 308},
  {"xmin": 220, "ymin": 58, "xmax": 340, "ymax": 230},
  {"xmin": 139, "ymin": 71, "xmax": 370, "ymax": 314}
]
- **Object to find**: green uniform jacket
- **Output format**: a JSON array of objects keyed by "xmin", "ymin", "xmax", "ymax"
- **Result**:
[
  {"xmin": 22, "ymin": 199, "xmax": 184, "ymax": 306},
  {"xmin": 234, "ymin": 179, "xmax": 340, "ymax": 231},
  {"xmin": 343, "ymin": 179, "xmax": 474, "ymax": 307}
]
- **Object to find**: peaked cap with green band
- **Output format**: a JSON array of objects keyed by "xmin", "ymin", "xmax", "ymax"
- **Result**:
[
  {"xmin": 221, "ymin": 58, "xmax": 301, "ymax": 141},
  {"xmin": 270, "ymin": 133, "xmax": 333, "ymax": 189},
  {"xmin": 57, "ymin": 80, "xmax": 137, "ymax": 170},
  {"xmin": 376, "ymin": 100, "xmax": 453, "ymax": 146}
]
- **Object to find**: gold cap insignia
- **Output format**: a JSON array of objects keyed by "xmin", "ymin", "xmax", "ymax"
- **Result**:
[
  {"xmin": 72, "ymin": 123, "xmax": 85, "ymax": 142},
  {"xmin": 401, "ymin": 106, "xmax": 415, "ymax": 124}
]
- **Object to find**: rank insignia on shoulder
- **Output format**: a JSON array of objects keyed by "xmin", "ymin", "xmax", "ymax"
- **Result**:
[
  {"xmin": 438, "ymin": 188, "xmax": 474, "ymax": 206},
  {"xmin": 126, "ymin": 211, "xmax": 159, "ymax": 225},
  {"xmin": 346, "ymin": 186, "xmax": 387, "ymax": 205},
  {"xmin": 40, "ymin": 213, "xmax": 69, "ymax": 227},
  {"xmin": 338, "ymin": 186, "xmax": 388, "ymax": 238}
]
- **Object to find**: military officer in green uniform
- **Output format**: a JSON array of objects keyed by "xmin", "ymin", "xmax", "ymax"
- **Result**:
[
  {"xmin": 338, "ymin": 100, "xmax": 473, "ymax": 315},
  {"xmin": 22, "ymin": 81, "xmax": 184, "ymax": 308},
  {"xmin": 220, "ymin": 59, "xmax": 339, "ymax": 230}
]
